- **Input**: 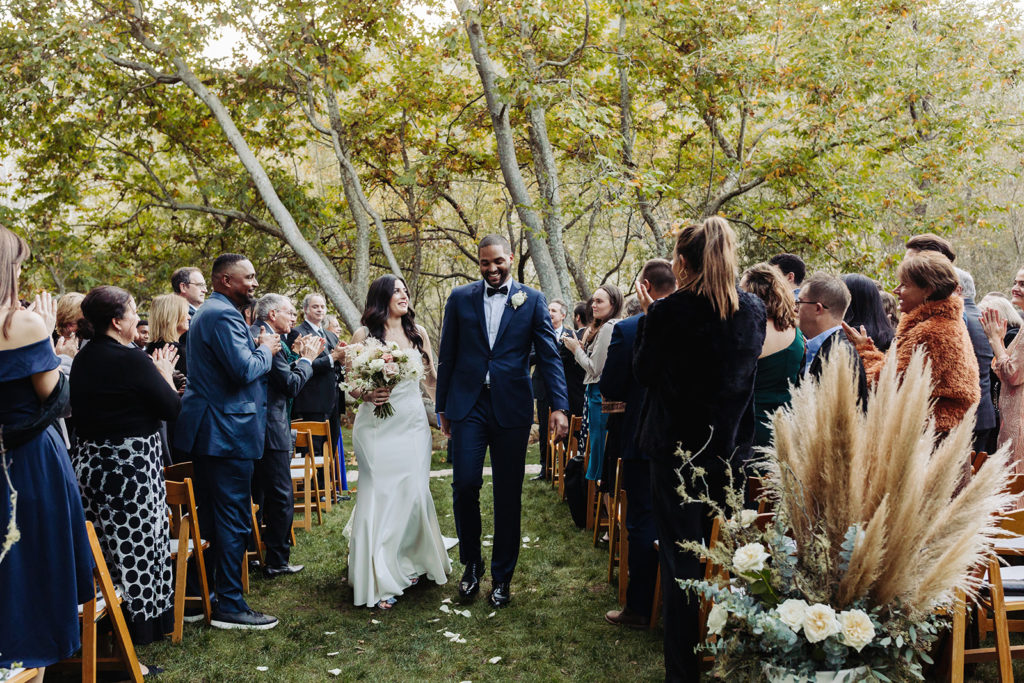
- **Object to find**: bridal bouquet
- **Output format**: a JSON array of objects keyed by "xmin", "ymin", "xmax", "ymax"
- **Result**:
[
  {"xmin": 679, "ymin": 345, "xmax": 1014, "ymax": 682},
  {"xmin": 344, "ymin": 338, "xmax": 423, "ymax": 418}
]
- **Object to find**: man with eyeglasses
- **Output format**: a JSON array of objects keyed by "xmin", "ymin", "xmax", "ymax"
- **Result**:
[
  {"xmin": 796, "ymin": 272, "xmax": 868, "ymax": 404},
  {"xmin": 172, "ymin": 266, "xmax": 208, "ymax": 318}
]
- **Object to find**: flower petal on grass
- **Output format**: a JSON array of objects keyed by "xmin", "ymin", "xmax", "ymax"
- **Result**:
[
  {"xmin": 482, "ymin": 541, "xmax": 492, "ymax": 547},
  {"xmin": 328, "ymin": 669, "xmax": 342, "ymax": 676},
  {"xmin": 256, "ymin": 667, "xmax": 269, "ymax": 672},
  {"xmin": 439, "ymin": 604, "xmax": 451, "ymax": 613},
  {"xmin": 371, "ymin": 619, "xmax": 381, "ymax": 624},
  {"xmin": 323, "ymin": 631, "xmax": 336, "ymax": 635},
  {"xmin": 488, "ymin": 656, "xmax": 502, "ymax": 664},
  {"xmin": 442, "ymin": 598, "xmax": 452, "ymax": 604},
  {"xmin": 327, "ymin": 652, "xmax": 339, "ymax": 657}
]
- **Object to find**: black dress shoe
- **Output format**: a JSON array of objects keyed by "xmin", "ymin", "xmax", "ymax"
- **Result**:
[
  {"xmin": 488, "ymin": 581, "xmax": 511, "ymax": 608},
  {"xmin": 457, "ymin": 560, "xmax": 485, "ymax": 602},
  {"xmin": 264, "ymin": 564, "xmax": 304, "ymax": 578}
]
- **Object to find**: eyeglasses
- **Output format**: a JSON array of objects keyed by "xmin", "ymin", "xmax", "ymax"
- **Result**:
[
  {"xmin": 795, "ymin": 299, "xmax": 828, "ymax": 309},
  {"xmin": 188, "ymin": 281, "xmax": 207, "ymax": 288}
]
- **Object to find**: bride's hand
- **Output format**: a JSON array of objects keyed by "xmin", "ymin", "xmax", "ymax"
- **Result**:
[{"xmin": 367, "ymin": 386, "xmax": 392, "ymax": 406}]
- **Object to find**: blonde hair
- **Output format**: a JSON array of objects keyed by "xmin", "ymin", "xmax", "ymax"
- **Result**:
[
  {"xmin": 56, "ymin": 292, "xmax": 84, "ymax": 331},
  {"xmin": 741, "ymin": 263, "xmax": 796, "ymax": 329},
  {"xmin": 980, "ymin": 294, "xmax": 1024, "ymax": 329},
  {"xmin": 675, "ymin": 216, "xmax": 739, "ymax": 319},
  {"xmin": 0, "ymin": 226, "xmax": 30, "ymax": 337},
  {"xmin": 149, "ymin": 293, "xmax": 189, "ymax": 344}
]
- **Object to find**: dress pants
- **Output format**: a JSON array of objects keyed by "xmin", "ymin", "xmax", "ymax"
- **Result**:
[
  {"xmin": 253, "ymin": 448, "xmax": 293, "ymax": 568},
  {"xmin": 450, "ymin": 387, "xmax": 531, "ymax": 583},
  {"xmin": 650, "ymin": 454, "xmax": 725, "ymax": 682},
  {"xmin": 536, "ymin": 397, "xmax": 551, "ymax": 477},
  {"xmin": 623, "ymin": 458, "xmax": 658, "ymax": 617},
  {"xmin": 193, "ymin": 455, "xmax": 255, "ymax": 614}
]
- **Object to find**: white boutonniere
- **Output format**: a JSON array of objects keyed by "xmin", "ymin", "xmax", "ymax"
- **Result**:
[{"xmin": 510, "ymin": 291, "xmax": 527, "ymax": 309}]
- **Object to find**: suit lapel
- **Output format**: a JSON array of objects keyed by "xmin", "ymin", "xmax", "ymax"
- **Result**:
[
  {"xmin": 472, "ymin": 281, "xmax": 489, "ymax": 345},
  {"xmin": 493, "ymin": 281, "xmax": 520, "ymax": 348}
]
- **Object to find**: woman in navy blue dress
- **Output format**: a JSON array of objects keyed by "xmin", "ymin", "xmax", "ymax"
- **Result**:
[{"xmin": 0, "ymin": 226, "xmax": 94, "ymax": 672}]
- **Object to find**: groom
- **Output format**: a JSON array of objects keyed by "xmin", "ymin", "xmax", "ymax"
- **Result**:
[{"xmin": 437, "ymin": 235, "xmax": 569, "ymax": 608}]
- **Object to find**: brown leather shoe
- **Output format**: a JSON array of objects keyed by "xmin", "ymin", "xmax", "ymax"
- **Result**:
[{"xmin": 604, "ymin": 608, "xmax": 649, "ymax": 629}]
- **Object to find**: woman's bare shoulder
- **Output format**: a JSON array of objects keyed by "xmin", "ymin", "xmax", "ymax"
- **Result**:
[{"xmin": 0, "ymin": 310, "xmax": 49, "ymax": 350}]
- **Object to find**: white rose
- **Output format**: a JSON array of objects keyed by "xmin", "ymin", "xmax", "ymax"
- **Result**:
[
  {"xmin": 839, "ymin": 609, "xmax": 875, "ymax": 652},
  {"xmin": 732, "ymin": 542, "xmax": 770, "ymax": 574},
  {"xmin": 706, "ymin": 603, "xmax": 728, "ymax": 636},
  {"xmin": 369, "ymin": 358, "xmax": 385, "ymax": 372},
  {"xmin": 802, "ymin": 603, "xmax": 841, "ymax": 644},
  {"xmin": 391, "ymin": 349, "xmax": 406, "ymax": 360},
  {"xmin": 775, "ymin": 599, "xmax": 809, "ymax": 633},
  {"xmin": 737, "ymin": 509, "xmax": 758, "ymax": 527},
  {"xmin": 511, "ymin": 291, "xmax": 527, "ymax": 308}
]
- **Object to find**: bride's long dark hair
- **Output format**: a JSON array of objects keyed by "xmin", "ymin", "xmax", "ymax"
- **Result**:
[{"xmin": 361, "ymin": 275, "xmax": 424, "ymax": 357}]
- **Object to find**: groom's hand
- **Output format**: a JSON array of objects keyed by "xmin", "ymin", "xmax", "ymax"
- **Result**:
[
  {"xmin": 549, "ymin": 410, "xmax": 569, "ymax": 440},
  {"xmin": 439, "ymin": 413, "xmax": 451, "ymax": 438}
]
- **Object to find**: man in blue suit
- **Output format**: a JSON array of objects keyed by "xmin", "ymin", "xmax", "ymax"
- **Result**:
[
  {"xmin": 600, "ymin": 258, "xmax": 676, "ymax": 629},
  {"xmin": 175, "ymin": 253, "xmax": 281, "ymax": 630},
  {"xmin": 437, "ymin": 235, "xmax": 570, "ymax": 608}
]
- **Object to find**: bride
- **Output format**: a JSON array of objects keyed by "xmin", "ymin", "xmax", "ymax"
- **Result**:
[{"xmin": 346, "ymin": 275, "xmax": 453, "ymax": 609}]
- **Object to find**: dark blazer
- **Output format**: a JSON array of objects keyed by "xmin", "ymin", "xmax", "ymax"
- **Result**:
[
  {"xmin": 532, "ymin": 327, "xmax": 584, "ymax": 413},
  {"xmin": 963, "ymin": 298, "xmax": 996, "ymax": 432},
  {"xmin": 252, "ymin": 320, "xmax": 314, "ymax": 452},
  {"xmin": 287, "ymin": 320, "xmax": 341, "ymax": 417},
  {"xmin": 174, "ymin": 292, "xmax": 273, "ymax": 459},
  {"xmin": 437, "ymin": 280, "xmax": 569, "ymax": 428},
  {"xmin": 635, "ymin": 289, "xmax": 766, "ymax": 466},
  {"xmin": 600, "ymin": 314, "xmax": 645, "ymax": 461},
  {"xmin": 806, "ymin": 330, "xmax": 869, "ymax": 407}
]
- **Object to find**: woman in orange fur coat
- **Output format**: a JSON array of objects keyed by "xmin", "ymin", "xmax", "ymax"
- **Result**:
[{"xmin": 844, "ymin": 251, "xmax": 979, "ymax": 435}]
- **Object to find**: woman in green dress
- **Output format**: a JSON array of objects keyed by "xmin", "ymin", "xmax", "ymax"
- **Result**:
[{"xmin": 740, "ymin": 263, "xmax": 806, "ymax": 449}]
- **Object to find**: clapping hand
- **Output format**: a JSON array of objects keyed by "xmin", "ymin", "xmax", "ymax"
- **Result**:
[
  {"xmin": 150, "ymin": 345, "xmax": 179, "ymax": 387},
  {"xmin": 635, "ymin": 281, "xmax": 655, "ymax": 314},
  {"xmin": 841, "ymin": 321, "xmax": 871, "ymax": 348},
  {"xmin": 294, "ymin": 334, "xmax": 325, "ymax": 361},
  {"xmin": 562, "ymin": 333, "xmax": 581, "ymax": 353},
  {"xmin": 258, "ymin": 330, "xmax": 283, "ymax": 355},
  {"xmin": 330, "ymin": 342, "xmax": 347, "ymax": 364},
  {"xmin": 55, "ymin": 332, "xmax": 78, "ymax": 358},
  {"xmin": 981, "ymin": 309, "xmax": 1007, "ymax": 345},
  {"xmin": 28, "ymin": 291, "xmax": 56, "ymax": 334}
]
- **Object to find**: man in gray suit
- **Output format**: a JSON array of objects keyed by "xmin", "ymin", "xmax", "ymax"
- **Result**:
[
  {"xmin": 957, "ymin": 268, "xmax": 996, "ymax": 451},
  {"xmin": 250, "ymin": 294, "xmax": 322, "ymax": 578}
]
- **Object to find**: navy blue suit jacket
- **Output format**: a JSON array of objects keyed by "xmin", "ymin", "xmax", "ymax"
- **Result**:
[
  {"xmin": 600, "ymin": 314, "xmax": 645, "ymax": 461},
  {"xmin": 175, "ymin": 292, "xmax": 273, "ymax": 458},
  {"xmin": 436, "ymin": 280, "xmax": 569, "ymax": 428},
  {"xmin": 252, "ymin": 320, "xmax": 314, "ymax": 452}
]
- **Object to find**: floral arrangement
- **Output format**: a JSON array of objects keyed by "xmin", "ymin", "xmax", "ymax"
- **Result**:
[
  {"xmin": 679, "ymin": 345, "xmax": 1014, "ymax": 682},
  {"xmin": 344, "ymin": 337, "xmax": 423, "ymax": 418}
]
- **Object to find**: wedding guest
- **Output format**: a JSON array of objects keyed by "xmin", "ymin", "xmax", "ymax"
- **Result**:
[
  {"xmin": 325, "ymin": 314, "xmax": 343, "ymax": 338},
  {"xmin": 768, "ymin": 253, "xmax": 805, "ymax": 295},
  {"xmin": 601, "ymin": 258, "xmax": 676, "ymax": 629},
  {"xmin": 880, "ymin": 290, "xmax": 900, "ymax": 329},
  {"xmin": 623, "ymin": 296, "xmax": 642, "ymax": 317},
  {"xmin": 147, "ymin": 293, "xmax": 190, "ymax": 377},
  {"xmin": 634, "ymin": 217, "xmax": 766, "ymax": 681},
  {"xmin": 956, "ymin": 268, "xmax": 996, "ymax": 452},
  {"xmin": 171, "ymin": 266, "xmax": 207, "ymax": 318},
  {"xmin": 905, "ymin": 232, "xmax": 956, "ymax": 262},
  {"xmin": 531, "ymin": 297, "xmax": 574, "ymax": 481},
  {"xmin": 563, "ymin": 283, "xmax": 623, "ymax": 485},
  {"xmin": 175, "ymin": 253, "xmax": 281, "ymax": 630},
  {"xmin": 845, "ymin": 252, "xmax": 979, "ymax": 436},
  {"xmin": 981, "ymin": 266, "xmax": 1024, "ymax": 474},
  {"xmin": 797, "ymin": 273, "xmax": 868, "ymax": 405},
  {"xmin": 54, "ymin": 291, "xmax": 84, "ymax": 373},
  {"xmin": 0, "ymin": 227, "xmax": 93, "ymax": 675},
  {"xmin": 70, "ymin": 285, "xmax": 181, "ymax": 644},
  {"xmin": 573, "ymin": 300, "xmax": 590, "ymax": 330},
  {"xmin": 740, "ymin": 263, "xmax": 805, "ymax": 448},
  {"xmin": 842, "ymin": 274, "xmax": 895, "ymax": 353},
  {"xmin": 980, "ymin": 293, "xmax": 1023, "ymax": 452},
  {"xmin": 134, "ymin": 318, "xmax": 150, "ymax": 349},
  {"xmin": 249, "ymin": 294, "xmax": 320, "ymax": 577}
]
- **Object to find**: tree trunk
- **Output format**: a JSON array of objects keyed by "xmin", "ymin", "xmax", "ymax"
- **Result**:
[{"xmin": 456, "ymin": 1, "xmax": 564, "ymax": 301}]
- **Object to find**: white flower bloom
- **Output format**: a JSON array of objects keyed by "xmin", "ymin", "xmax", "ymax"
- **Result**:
[
  {"xmin": 736, "ymin": 509, "xmax": 758, "ymax": 527},
  {"xmin": 511, "ymin": 291, "xmax": 527, "ymax": 309},
  {"xmin": 369, "ymin": 358, "xmax": 385, "ymax": 372},
  {"xmin": 839, "ymin": 609, "xmax": 875, "ymax": 652},
  {"xmin": 802, "ymin": 603, "xmax": 841, "ymax": 644},
  {"xmin": 732, "ymin": 542, "xmax": 770, "ymax": 574},
  {"xmin": 706, "ymin": 603, "xmax": 728, "ymax": 635},
  {"xmin": 775, "ymin": 599, "xmax": 809, "ymax": 633}
]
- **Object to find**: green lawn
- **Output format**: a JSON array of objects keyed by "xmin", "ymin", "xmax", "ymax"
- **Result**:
[{"xmin": 136, "ymin": 445, "xmax": 665, "ymax": 682}]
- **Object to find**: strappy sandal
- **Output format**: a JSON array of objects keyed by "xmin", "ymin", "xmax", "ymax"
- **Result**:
[{"xmin": 375, "ymin": 597, "xmax": 397, "ymax": 610}]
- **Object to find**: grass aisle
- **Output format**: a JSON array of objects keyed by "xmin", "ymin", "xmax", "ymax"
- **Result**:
[{"xmin": 139, "ymin": 445, "xmax": 665, "ymax": 681}]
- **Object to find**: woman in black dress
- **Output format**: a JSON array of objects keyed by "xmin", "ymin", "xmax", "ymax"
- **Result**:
[
  {"xmin": 634, "ymin": 216, "xmax": 766, "ymax": 682},
  {"xmin": 70, "ymin": 285, "xmax": 181, "ymax": 644}
]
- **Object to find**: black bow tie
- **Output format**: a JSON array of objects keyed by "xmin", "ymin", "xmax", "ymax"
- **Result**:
[{"xmin": 486, "ymin": 285, "xmax": 509, "ymax": 297}]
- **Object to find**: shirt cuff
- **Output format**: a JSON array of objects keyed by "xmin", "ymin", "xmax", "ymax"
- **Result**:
[{"xmin": 298, "ymin": 357, "xmax": 312, "ymax": 365}]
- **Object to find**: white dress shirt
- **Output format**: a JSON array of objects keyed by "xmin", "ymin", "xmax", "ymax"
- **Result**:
[
  {"xmin": 483, "ymin": 277, "xmax": 513, "ymax": 383},
  {"xmin": 306, "ymin": 321, "xmax": 333, "ymax": 366}
]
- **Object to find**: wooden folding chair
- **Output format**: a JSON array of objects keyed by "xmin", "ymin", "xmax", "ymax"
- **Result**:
[
  {"xmin": 166, "ymin": 477, "xmax": 212, "ymax": 641},
  {"xmin": 62, "ymin": 521, "xmax": 144, "ymax": 683},
  {"xmin": 557, "ymin": 415, "xmax": 583, "ymax": 500},
  {"xmin": 972, "ymin": 450, "xmax": 989, "ymax": 475},
  {"xmin": 607, "ymin": 458, "xmax": 626, "ymax": 583},
  {"xmin": 616, "ymin": 487, "xmax": 629, "ymax": 606},
  {"xmin": 291, "ymin": 420, "xmax": 335, "ymax": 510},
  {"xmin": 1, "ymin": 669, "xmax": 40, "ymax": 682},
  {"xmin": 651, "ymin": 539, "xmax": 662, "ymax": 630},
  {"xmin": 290, "ymin": 430, "xmax": 323, "ymax": 532},
  {"xmin": 250, "ymin": 501, "xmax": 266, "ymax": 568}
]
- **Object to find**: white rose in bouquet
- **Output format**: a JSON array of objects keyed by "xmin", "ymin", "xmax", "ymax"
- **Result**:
[
  {"xmin": 369, "ymin": 358, "xmax": 385, "ymax": 373},
  {"xmin": 707, "ymin": 603, "xmax": 728, "ymax": 635},
  {"xmin": 802, "ymin": 603, "xmax": 841, "ymax": 644},
  {"xmin": 732, "ymin": 542, "xmax": 770, "ymax": 574},
  {"xmin": 839, "ymin": 609, "xmax": 875, "ymax": 652},
  {"xmin": 775, "ymin": 599, "xmax": 809, "ymax": 633}
]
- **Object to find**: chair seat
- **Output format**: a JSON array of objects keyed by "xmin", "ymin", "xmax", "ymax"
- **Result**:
[
  {"xmin": 997, "ymin": 535, "xmax": 1024, "ymax": 555},
  {"xmin": 77, "ymin": 587, "xmax": 122, "ymax": 616},
  {"xmin": 1000, "ymin": 565, "xmax": 1024, "ymax": 598},
  {"xmin": 169, "ymin": 538, "xmax": 207, "ymax": 554}
]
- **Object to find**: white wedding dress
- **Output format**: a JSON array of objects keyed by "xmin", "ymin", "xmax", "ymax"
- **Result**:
[{"xmin": 347, "ymin": 354, "xmax": 453, "ymax": 607}]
